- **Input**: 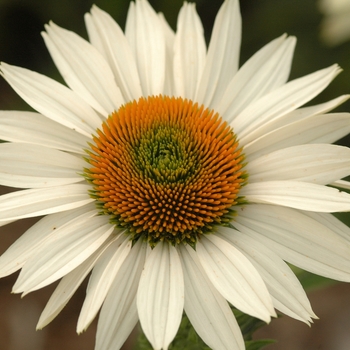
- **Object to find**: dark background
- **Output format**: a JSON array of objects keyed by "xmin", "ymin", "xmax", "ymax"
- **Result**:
[{"xmin": 1, "ymin": 0, "xmax": 350, "ymax": 349}]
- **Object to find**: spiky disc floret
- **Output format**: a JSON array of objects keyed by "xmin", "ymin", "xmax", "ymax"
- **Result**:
[{"xmin": 85, "ymin": 95, "xmax": 246, "ymax": 245}]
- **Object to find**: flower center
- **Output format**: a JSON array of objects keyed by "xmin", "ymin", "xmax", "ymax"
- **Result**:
[{"xmin": 85, "ymin": 95, "xmax": 245, "ymax": 246}]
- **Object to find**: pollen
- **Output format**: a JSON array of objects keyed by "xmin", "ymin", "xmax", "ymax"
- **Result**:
[{"xmin": 85, "ymin": 95, "xmax": 246, "ymax": 246}]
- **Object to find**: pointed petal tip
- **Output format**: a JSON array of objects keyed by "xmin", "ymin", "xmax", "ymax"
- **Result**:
[
  {"xmin": 21, "ymin": 290, "xmax": 31, "ymax": 298},
  {"xmin": 333, "ymin": 63, "xmax": 342, "ymax": 74},
  {"xmin": 263, "ymin": 309, "xmax": 278, "ymax": 324},
  {"xmin": 11, "ymin": 285, "xmax": 22, "ymax": 295},
  {"xmin": 36, "ymin": 315, "xmax": 50, "ymax": 331},
  {"xmin": 76, "ymin": 326, "xmax": 87, "ymax": 335},
  {"xmin": 303, "ymin": 312, "xmax": 319, "ymax": 326}
]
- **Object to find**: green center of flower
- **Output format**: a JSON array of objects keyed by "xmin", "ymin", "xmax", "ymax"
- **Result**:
[{"xmin": 85, "ymin": 95, "xmax": 246, "ymax": 246}]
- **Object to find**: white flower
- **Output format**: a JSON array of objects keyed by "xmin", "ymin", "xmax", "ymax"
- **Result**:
[
  {"xmin": 1, "ymin": 1, "xmax": 350, "ymax": 349},
  {"xmin": 319, "ymin": 0, "xmax": 350, "ymax": 45}
]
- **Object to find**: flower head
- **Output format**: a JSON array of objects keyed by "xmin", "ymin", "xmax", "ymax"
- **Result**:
[
  {"xmin": 85, "ymin": 95, "xmax": 245, "ymax": 246},
  {"xmin": 1, "ymin": 0, "xmax": 350, "ymax": 349}
]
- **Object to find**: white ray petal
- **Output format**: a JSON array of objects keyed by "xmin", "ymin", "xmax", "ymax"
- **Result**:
[
  {"xmin": 233, "ymin": 64, "xmax": 341, "ymax": 142},
  {"xmin": 0, "ymin": 143, "xmax": 85, "ymax": 188},
  {"xmin": 77, "ymin": 233, "xmax": 131, "ymax": 333},
  {"xmin": 217, "ymin": 228, "xmax": 316, "ymax": 323},
  {"xmin": 248, "ymin": 94, "xmax": 350, "ymax": 138},
  {"xmin": 43, "ymin": 22, "xmax": 124, "ymax": 115},
  {"xmin": 219, "ymin": 35, "xmax": 295, "ymax": 119},
  {"xmin": 0, "ymin": 184, "xmax": 93, "ymax": 222},
  {"xmin": 0, "ymin": 219, "xmax": 15, "ymax": 228},
  {"xmin": 96, "ymin": 239, "xmax": 146, "ymax": 350},
  {"xmin": 137, "ymin": 242, "xmax": 184, "ymax": 350},
  {"xmin": 85, "ymin": 6, "xmax": 142, "ymax": 102},
  {"xmin": 196, "ymin": 235, "xmax": 276, "ymax": 322},
  {"xmin": 196, "ymin": 0, "xmax": 241, "ymax": 108},
  {"xmin": 0, "ymin": 143, "xmax": 85, "ymax": 169},
  {"xmin": 173, "ymin": 2, "xmax": 206, "ymax": 100},
  {"xmin": 331, "ymin": 180, "xmax": 350, "ymax": 190},
  {"xmin": 247, "ymin": 144, "xmax": 350, "ymax": 185},
  {"xmin": 84, "ymin": 9, "xmax": 105, "ymax": 57},
  {"xmin": 125, "ymin": 0, "xmax": 165, "ymax": 96},
  {"xmin": 158, "ymin": 12, "xmax": 175, "ymax": 96},
  {"xmin": 241, "ymin": 181, "xmax": 350, "ymax": 212},
  {"xmin": 0, "ymin": 111, "xmax": 90, "ymax": 153},
  {"xmin": 0, "ymin": 63, "xmax": 102, "ymax": 137},
  {"xmin": 13, "ymin": 215, "xmax": 113, "ymax": 294},
  {"xmin": 197, "ymin": 234, "xmax": 275, "ymax": 322},
  {"xmin": 244, "ymin": 113, "xmax": 350, "ymax": 160},
  {"xmin": 179, "ymin": 244, "xmax": 245, "ymax": 350},
  {"xmin": 125, "ymin": 1, "xmax": 136, "ymax": 49},
  {"xmin": 271, "ymin": 298, "xmax": 316, "ymax": 324},
  {"xmin": 0, "ymin": 203, "xmax": 97, "ymax": 277},
  {"xmin": 37, "ymin": 234, "xmax": 118, "ymax": 329},
  {"xmin": 302, "ymin": 211, "xmax": 350, "ymax": 244},
  {"xmin": 234, "ymin": 204, "xmax": 350, "ymax": 281}
]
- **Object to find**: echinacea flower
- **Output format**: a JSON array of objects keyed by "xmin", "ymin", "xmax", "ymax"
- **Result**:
[{"xmin": 1, "ymin": 0, "xmax": 350, "ymax": 349}]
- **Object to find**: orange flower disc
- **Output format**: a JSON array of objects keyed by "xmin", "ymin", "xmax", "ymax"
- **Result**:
[{"xmin": 85, "ymin": 95, "xmax": 245, "ymax": 245}]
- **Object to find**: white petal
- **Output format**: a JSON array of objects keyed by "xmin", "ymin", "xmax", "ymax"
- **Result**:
[
  {"xmin": 244, "ymin": 113, "xmax": 350, "ymax": 161},
  {"xmin": 331, "ymin": 180, "xmax": 350, "ymax": 190},
  {"xmin": 125, "ymin": 0, "xmax": 165, "ymax": 96},
  {"xmin": 0, "ymin": 219, "xmax": 15, "ymax": 228},
  {"xmin": 84, "ymin": 9, "xmax": 106, "ymax": 57},
  {"xmin": 0, "ymin": 143, "xmax": 85, "ymax": 188},
  {"xmin": 247, "ymin": 144, "xmax": 350, "ymax": 185},
  {"xmin": 219, "ymin": 35, "xmax": 295, "ymax": 120},
  {"xmin": 234, "ymin": 204, "xmax": 350, "ymax": 281},
  {"xmin": 158, "ymin": 12, "xmax": 175, "ymax": 96},
  {"xmin": 0, "ymin": 143, "xmax": 85, "ymax": 169},
  {"xmin": 13, "ymin": 215, "xmax": 113, "ymax": 294},
  {"xmin": 0, "ymin": 63, "xmax": 102, "ymax": 137},
  {"xmin": 0, "ymin": 203, "xmax": 97, "ymax": 277},
  {"xmin": 0, "ymin": 184, "xmax": 93, "ymax": 222},
  {"xmin": 178, "ymin": 244, "xmax": 245, "ymax": 350},
  {"xmin": 197, "ymin": 235, "xmax": 275, "ymax": 322},
  {"xmin": 43, "ymin": 22, "xmax": 124, "ymax": 115},
  {"xmin": 195, "ymin": 0, "xmax": 241, "ymax": 108},
  {"xmin": 0, "ymin": 111, "xmax": 90, "ymax": 153},
  {"xmin": 234, "ymin": 64, "xmax": 341, "ymax": 143},
  {"xmin": 217, "ymin": 228, "xmax": 316, "ymax": 324},
  {"xmin": 37, "ymin": 235, "xmax": 117, "ymax": 329},
  {"xmin": 85, "ymin": 6, "xmax": 142, "ymax": 102},
  {"xmin": 96, "ymin": 239, "xmax": 147, "ymax": 350},
  {"xmin": 125, "ymin": 1, "xmax": 136, "ymax": 49},
  {"xmin": 77, "ymin": 233, "xmax": 131, "ymax": 333},
  {"xmin": 248, "ymin": 94, "xmax": 350, "ymax": 137},
  {"xmin": 173, "ymin": 2, "xmax": 206, "ymax": 100},
  {"xmin": 137, "ymin": 242, "xmax": 184, "ymax": 350},
  {"xmin": 303, "ymin": 211, "xmax": 350, "ymax": 244},
  {"xmin": 241, "ymin": 180, "xmax": 350, "ymax": 212}
]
